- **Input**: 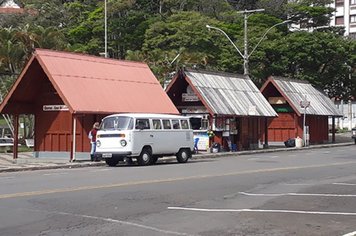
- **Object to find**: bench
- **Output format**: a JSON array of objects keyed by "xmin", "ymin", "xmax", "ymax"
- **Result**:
[
  {"xmin": 0, "ymin": 138, "xmax": 14, "ymax": 153},
  {"xmin": 25, "ymin": 139, "xmax": 34, "ymax": 148}
]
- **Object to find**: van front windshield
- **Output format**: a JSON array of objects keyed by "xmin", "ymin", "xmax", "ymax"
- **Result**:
[{"xmin": 100, "ymin": 116, "xmax": 133, "ymax": 130}]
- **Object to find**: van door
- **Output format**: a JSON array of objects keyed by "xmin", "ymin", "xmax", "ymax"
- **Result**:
[
  {"xmin": 151, "ymin": 119, "xmax": 164, "ymax": 154},
  {"xmin": 133, "ymin": 119, "xmax": 153, "ymax": 154}
]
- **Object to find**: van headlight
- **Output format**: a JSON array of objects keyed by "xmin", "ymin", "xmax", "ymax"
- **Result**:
[
  {"xmin": 96, "ymin": 140, "xmax": 101, "ymax": 147},
  {"xmin": 120, "ymin": 139, "xmax": 127, "ymax": 147}
]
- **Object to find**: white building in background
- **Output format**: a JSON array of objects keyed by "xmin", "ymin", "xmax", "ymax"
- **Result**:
[
  {"xmin": 290, "ymin": 0, "xmax": 356, "ymax": 38},
  {"xmin": 330, "ymin": 0, "xmax": 356, "ymax": 38},
  {"xmin": 331, "ymin": 100, "xmax": 356, "ymax": 130},
  {"xmin": 0, "ymin": 0, "xmax": 23, "ymax": 14},
  {"xmin": 0, "ymin": 0, "xmax": 20, "ymax": 8}
]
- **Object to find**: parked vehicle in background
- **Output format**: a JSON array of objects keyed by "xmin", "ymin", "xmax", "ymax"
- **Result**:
[
  {"xmin": 95, "ymin": 113, "xmax": 194, "ymax": 166},
  {"xmin": 352, "ymin": 128, "xmax": 356, "ymax": 144}
]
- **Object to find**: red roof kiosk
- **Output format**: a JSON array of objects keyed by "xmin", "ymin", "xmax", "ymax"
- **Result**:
[{"xmin": 0, "ymin": 49, "xmax": 178, "ymax": 161}]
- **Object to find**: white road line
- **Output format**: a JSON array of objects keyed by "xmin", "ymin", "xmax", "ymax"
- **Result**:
[
  {"xmin": 248, "ymin": 155, "xmax": 279, "ymax": 161},
  {"xmin": 43, "ymin": 173, "xmax": 68, "ymax": 176},
  {"xmin": 29, "ymin": 209, "xmax": 193, "ymax": 236},
  {"xmin": 168, "ymin": 207, "xmax": 356, "ymax": 216},
  {"xmin": 239, "ymin": 192, "xmax": 356, "ymax": 197},
  {"xmin": 343, "ymin": 231, "xmax": 356, "ymax": 236},
  {"xmin": 333, "ymin": 183, "xmax": 356, "ymax": 186},
  {"xmin": 0, "ymin": 176, "xmax": 15, "ymax": 180},
  {"xmin": 281, "ymin": 183, "xmax": 313, "ymax": 186},
  {"xmin": 91, "ymin": 169, "xmax": 112, "ymax": 172}
]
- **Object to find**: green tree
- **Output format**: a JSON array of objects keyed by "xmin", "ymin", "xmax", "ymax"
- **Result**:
[
  {"xmin": 259, "ymin": 31, "xmax": 355, "ymax": 98},
  {"xmin": 138, "ymin": 11, "xmax": 223, "ymax": 81},
  {"xmin": 64, "ymin": 1, "xmax": 104, "ymax": 55},
  {"xmin": 286, "ymin": 0, "xmax": 334, "ymax": 29}
]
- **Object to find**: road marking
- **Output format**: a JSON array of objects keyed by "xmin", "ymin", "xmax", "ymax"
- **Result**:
[
  {"xmin": 27, "ymin": 209, "xmax": 192, "ymax": 236},
  {"xmin": 43, "ymin": 173, "xmax": 68, "ymax": 176},
  {"xmin": 168, "ymin": 207, "xmax": 356, "ymax": 216},
  {"xmin": 91, "ymin": 169, "xmax": 112, "ymax": 172},
  {"xmin": 343, "ymin": 231, "xmax": 356, "ymax": 236},
  {"xmin": 0, "ymin": 176, "xmax": 15, "ymax": 180},
  {"xmin": 1, "ymin": 160, "xmax": 356, "ymax": 199},
  {"xmin": 239, "ymin": 192, "xmax": 356, "ymax": 197},
  {"xmin": 248, "ymin": 155, "xmax": 279, "ymax": 160},
  {"xmin": 281, "ymin": 183, "xmax": 313, "ymax": 186},
  {"xmin": 333, "ymin": 183, "xmax": 356, "ymax": 186}
]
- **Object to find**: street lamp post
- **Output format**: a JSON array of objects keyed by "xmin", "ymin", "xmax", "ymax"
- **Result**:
[
  {"xmin": 206, "ymin": 10, "xmax": 290, "ymax": 75},
  {"xmin": 240, "ymin": 9, "xmax": 265, "ymax": 75},
  {"xmin": 205, "ymin": 25, "xmax": 244, "ymax": 59},
  {"xmin": 300, "ymin": 96, "xmax": 310, "ymax": 147},
  {"xmin": 104, "ymin": 0, "xmax": 108, "ymax": 58}
]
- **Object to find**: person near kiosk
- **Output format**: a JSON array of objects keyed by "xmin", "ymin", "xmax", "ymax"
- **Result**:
[{"xmin": 88, "ymin": 122, "xmax": 100, "ymax": 161}]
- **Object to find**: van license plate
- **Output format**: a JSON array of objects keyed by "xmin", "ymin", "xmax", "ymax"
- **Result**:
[{"xmin": 102, "ymin": 153, "xmax": 112, "ymax": 158}]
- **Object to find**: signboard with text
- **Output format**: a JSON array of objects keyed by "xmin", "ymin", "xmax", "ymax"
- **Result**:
[{"xmin": 43, "ymin": 105, "xmax": 69, "ymax": 111}]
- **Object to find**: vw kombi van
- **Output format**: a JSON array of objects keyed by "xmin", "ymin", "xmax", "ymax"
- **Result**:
[{"xmin": 95, "ymin": 113, "xmax": 194, "ymax": 166}]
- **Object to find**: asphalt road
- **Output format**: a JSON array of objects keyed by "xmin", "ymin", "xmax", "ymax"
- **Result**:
[{"xmin": 0, "ymin": 145, "xmax": 356, "ymax": 236}]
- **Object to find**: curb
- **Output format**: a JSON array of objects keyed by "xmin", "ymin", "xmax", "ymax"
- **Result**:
[
  {"xmin": 0, "ymin": 142, "xmax": 354, "ymax": 173},
  {"xmin": 191, "ymin": 142, "xmax": 355, "ymax": 159},
  {"xmin": 0, "ymin": 161, "xmax": 106, "ymax": 173}
]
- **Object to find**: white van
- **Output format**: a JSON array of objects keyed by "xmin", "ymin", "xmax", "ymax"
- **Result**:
[{"xmin": 95, "ymin": 113, "xmax": 194, "ymax": 166}]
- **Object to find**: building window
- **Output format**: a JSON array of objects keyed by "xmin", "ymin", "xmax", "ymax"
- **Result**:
[
  {"xmin": 336, "ymin": 0, "xmax": 344, "ymax": 6},
  {"xmin": 336, "ymin": 16, "xmax": 344, "ymax": 25},
  {"xmin": 351, "ymin": 0, "xmax": 356, "ymax": 5},
  {"xmin": 351, "ymin": 15, "xmax": 356, "ymax": 23},
  {"xmin": 349, "ymin": 33, "xmax": 356, "ymax": 39}
]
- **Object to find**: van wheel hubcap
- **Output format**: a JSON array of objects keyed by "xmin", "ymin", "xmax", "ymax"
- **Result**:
[{"xmin": 143, "ymin": 153, "xmax": 149, "ymax": 162}]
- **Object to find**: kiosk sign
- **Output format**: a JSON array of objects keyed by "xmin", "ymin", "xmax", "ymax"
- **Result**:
[{"xmin": 43, "ymin": 105, "xmax": 69, "ymax": 111}]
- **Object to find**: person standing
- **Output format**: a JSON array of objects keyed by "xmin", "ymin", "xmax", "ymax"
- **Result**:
[{"xmin": 89, "ymin": 122, "xmax": 100, "ymax": 161}]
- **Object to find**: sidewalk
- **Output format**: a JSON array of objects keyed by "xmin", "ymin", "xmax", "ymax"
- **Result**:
[{"xmin": 0, "ymin": 133, "xmax": 354, "ymax": 173}]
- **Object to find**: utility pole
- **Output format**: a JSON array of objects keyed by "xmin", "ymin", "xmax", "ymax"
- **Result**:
[
  {"xmin": 300, "ymin": 95, "xmax": 310, "ymax": 147},
  {"xmin": 237, "ymin": 9, "xmax": 265, "ymax": 75},
  {"xmin": 104, "ymin": 0, "xmax": 108, "ymax": 58},
  {"xmin": 207, "ymin": 10, "xmax": 290, "ymax": 76}
]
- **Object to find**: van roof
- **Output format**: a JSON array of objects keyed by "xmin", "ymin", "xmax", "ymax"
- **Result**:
[{"xmin": 103, "ymin": 113, "xmax": 189, "ymax": 119}]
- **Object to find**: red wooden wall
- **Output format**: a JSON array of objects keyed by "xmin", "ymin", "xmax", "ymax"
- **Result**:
[
  {"xmin": 262, "ymin": 113, "xmax": 329, "ymax": 144},
  {"xmin": 35, "ymin": 112, "xmax": 104, "ymax": 152}
]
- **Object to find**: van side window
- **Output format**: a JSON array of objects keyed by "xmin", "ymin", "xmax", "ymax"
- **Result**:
[
  {"xmin": 152, "ymin": 119, "xmax": 162, "ymax": 129},
  {"xmin": 172, "ymin": 119, "xmax": 180, "ymax": 129},
  {"xmin": 162, "ymin": 120, "xmax": 171, "ymax": 129},
  {"xmin": 181, "ymin": 120, "xmax": 189, "ymax": 129},
  {"xmin": 135, "ymin": 119, "xmax": 150, "ymax": 130}
]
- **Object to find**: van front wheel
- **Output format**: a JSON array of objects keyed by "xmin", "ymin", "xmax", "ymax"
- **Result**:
[
  {"xmin": 138, "ymin": 148, "xmax": 152, "ymax": 166},
  {"xmin": 176, "ymin": 148, "xmax": 191, "ymax": 163}
]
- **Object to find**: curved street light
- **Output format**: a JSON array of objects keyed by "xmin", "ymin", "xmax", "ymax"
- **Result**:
[
  {"xmin": 206, "ymin": 19, "xmax": 291, "ymax": 75},
  {"xmin": 206, "ymin": 25, "xmax": 244, "ymax": 59}
]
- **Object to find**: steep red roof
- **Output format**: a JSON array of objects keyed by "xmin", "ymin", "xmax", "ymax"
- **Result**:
[{"xmin": 0, "ymin": 49, "xmax": 179, "ymax": 115}]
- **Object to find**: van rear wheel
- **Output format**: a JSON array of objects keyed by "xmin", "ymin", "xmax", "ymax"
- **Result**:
[
  {"xmin": 137, "ymin": 147, "xmax": 152, "ymax": 166},
  {"xmin": 176, "ymin": 148, "xmax": 191, "ymax": 163},
  {"xmin": 105, "ymin": 159, "xmax": 119, "ymax": 167}
]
